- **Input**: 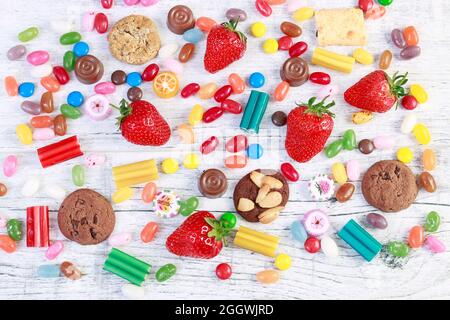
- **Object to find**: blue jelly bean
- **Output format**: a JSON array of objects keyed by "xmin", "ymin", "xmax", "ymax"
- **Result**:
[
  {"xmin": 73, "ymin": 41, "xmax": 90, "ymax": 57},
  {"xmin": 18, "ymin": 82, "xmax": 35, "ymax": 98},
  {"xmin": 246, "ymin": 143, "xmax": 263, "ymax": 159},
  {"xmin": 248, "ymin": 72, "xmax": 265, "ymax": 88},
  {"xmin": 36, "ymin": 264, "xmax": 61, "ymax": 278},
  {"xmin": 67, "ymin": 91, "xmax": 84, "ymax": 107},
  {"xmin": 291, "ymin": 221, "xmax": 308, "ymax": 243},
  {"xmin": 126, "ymin": 72, "xmax": 142, "ymax": 87},
  {"xmin": 183, "ymin": 28, "xmax": 204, "ymax": 43}
]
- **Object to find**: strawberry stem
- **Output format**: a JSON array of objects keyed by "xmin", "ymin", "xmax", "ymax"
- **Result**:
[
  {"xmin": 387, "ymin": 71, "xmax": 409, "ymax": 98},
  {"xmin": 205, "ymin": 217, "xmax": 233, "ymax": 246},
  {"xmin": 221, "ymin": 19, "xmax": 247, "ymax": 44},
  {"xmin": 113, "ymin": 99, "xmax": 132, "ymax": 127},
  {"xmin": 297, "ymin": 96, "xmax": 336, "ymax": 118}
]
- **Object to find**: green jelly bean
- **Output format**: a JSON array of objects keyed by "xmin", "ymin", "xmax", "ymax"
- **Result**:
[
  {"xmin": 63, "ymin": 51, "xmax": 76, "ymax": 72},
  {"xmin": 387, "ymin": 241, "xmax": 409, "ymax": 257},
  {"xmin": 324, "ymin": 139, "xmax": 344, "ymax": 158},
  {"xmin": 60, "ymin": 32, "xmax": 82, "ymax": 45},
  {"xmin": 7, "ymin": 219, "xmax": 23, "ymax": 241},
  {"xmin": 186, "ymin": 197, "xmax": 199, "ymax": 212},
  {"xmin": 342, "ymin": 129, "xmax": 357, "ymax": 151},
  {"xmin": 178, "ymin": 201, "xmax": 193, "ymax": 217},
  {"xmin": 61, "ymin": 104, "xmax": 82, "ymax": 119},
  {"xmin": 18, "ymin": 27, "xmax": 39, "ymax": 42},
  {"xmin": 155, "ymin": 263, "xmax": 176, "ymax": 282},
  {"xmin": 424, "ymin": 211, "xmax": 440, "ymax": 232},
  {"xmin": 220, "ymin": 212, "xmax": 237, "ymax": 229},
  {"xmin": 72, "ymin": 165, "xmax": 85, "ymax": 187}
]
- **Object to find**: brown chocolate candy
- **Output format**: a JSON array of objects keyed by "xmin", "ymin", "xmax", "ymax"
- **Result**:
[
  {"xmin": 358, "ymin": 139, "xmax": 374, "ymax": 154},
  {"xmin": 336, "ymin": 183, "xmax": 355, "ymax": 203},
  {"xmin": 74, "ymin": 55, "xmax": 104, "ymax": 84},
  {"xmin": 53, "ymin": 114, "xmax": 67, "ymax": 136},
  {"xmin": 271, "ymin": 111, "xmax": 287, "ymax": 127},
  {"xmin": 40, "ymin": 91, "xmax": 54, "ymax": 113},
  {"xmin": 198, "ymin": 169, "xmax": 228, "ymax": 198},
  {"xmin": 111, "ymin": 70, "xmax": 127, "ymax": 85},
  {"xmin": 167, "ymin": 5, "xmax": 195, "ymax": 35},
  {"xmin": 179, "ymin": 43, "xmax": 195, "ymax": 63},
  {"xmin": 280, "ymin": 21, "xmax": 302, "ymax": 38},
  {"xmin": 0, "ymin": 183, "xmax": 7, "ymax": 197},
  {"xmin": 280, "ymin": 57, "xmax": 309, "ymax": 87},
  {"xmin": 418, "ymin": 172, "xmax": 436, "ymax": 193},
  {"xmin": 127, "ymin": 87, "xmax": 143, "ymax": 102}
]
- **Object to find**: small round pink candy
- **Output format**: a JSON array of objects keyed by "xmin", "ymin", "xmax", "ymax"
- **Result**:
[
  {"xmin": 425, "ymin": 235, "xmax": 446, "ymax": 253},
  {"xmin": 317, "ymin": 84, "xmax": 339, "ymax": 99},
  {"xmin": 287, "ymin": 0, "xmax": 303, "ymax": 12},
  {"xmin": 373, "ymin": 135, "xmax": 395, "ymax": 150},
  {"xmin": 33, "ymin": 128, "xmax": 55, "ymax": 141},
  {"xmin": 124, "ymin": 0, "xmax": 140, "ymax": 5},
  {"xmin": 84, "ymin": 94, "xmax": 112, "ymax": 121},
  {"xmin": 163, "ymin": 58, "xmax": 183, "ymax": 74},
  {"xmin": 3, "ymin": 155, "xmax": 18, "ymax": 177},
  {"xmin": 109, "ymin": 232, "xmax": 132, "ymax": 247},
  {"xmin": 346, "ymin": 159, "xmax": 360, "ymax": 181},
  {"xmin": 94, "ymin": 82, "xmax": 116, "ymax": 95},
  {"xmin": 85, "ymin": 154, "xmax": 106, "ymax": 167},
  {"xmin": 302, "ymin": 209, "xmax": 329, "ymax": 236},
  {"xmin": 45, "ymin": 240, "xmax": 64, "ymax": 260},
  {"xmin": 82, "ymin": 12, "xmax": 96, "ymax": 31},
  {"xmin": 27, "ymin": 50, "xmax": 50, "ymax": 66},
  {"xmin": 140, "ymin": 0, "xmax": 158, "ymax": 6}
]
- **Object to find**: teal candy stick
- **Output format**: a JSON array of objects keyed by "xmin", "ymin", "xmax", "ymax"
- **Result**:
[
  {"xmin": 248, "ymin": 92, "xmax": 269, "ymax": 134},
  {"xmin": 240, "ymin": 90, "xmax": 260, "ymax": 131}
]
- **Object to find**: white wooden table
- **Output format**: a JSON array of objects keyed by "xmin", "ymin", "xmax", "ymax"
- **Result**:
[{"xmin": 0, "ymin": 0, "xmax": 449, "ymax": 300}]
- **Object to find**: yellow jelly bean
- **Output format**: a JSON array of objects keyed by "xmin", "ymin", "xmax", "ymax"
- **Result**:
[
  {"xmin": 188, "ymin": 104, "xmax": 203, "ymax": 126},
  {"xmin": 112, "ymin": 187, "xmax": 133, "ymax": 204},
  {"xmin": 263, "ymin": 38, "xmax": 278, "ymax": 54},
  {"xmin": 413, "ymin": 123, "xmax": 431, "ymax": 145},
  {"xmin": 292, "ymin": 7, "xmax": 314, "ymax": 22},
  {"xmin": 198, "ymin": 83, "xmax": 217, "ymax": 100},
  {"xmin": 161, "ymin": 158, "xmax": 179, "ymax": 174},
  {"xmin": 396, "ymin": 147, "xmax": 414, "ymax": 164},
  {"xmin": 410, "ymin": 84, "xmax": 428, "ymax": 104},
  {"xmin": 352, "ymin": 48, "xmax": 374, "ymax": 65},
  {"xmin": 332, "ymin": 162, "xmax": 348, "ymax": 184},
  {"xmin": 182, "ymin": 153, "xmax": 200, "ymax": 170},
  {"xmin": 274, "ymin": 253, "xmax": 291, "ymax": 271},
  {"xmin": 16, "ymin": 124, "xmax": 33, "ymax": 145},
  {"xmin": 251, "ymin": 22, "xmax": 267, "ymax": 38},
  {"xmin": 422, "ymin": 149, "xmax": 436, "ymax": 171}
]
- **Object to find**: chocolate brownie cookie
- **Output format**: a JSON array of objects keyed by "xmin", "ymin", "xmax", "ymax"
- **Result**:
[
  {"xmin": 58, "ymin": 189, "xmax": 115, "ymax": 245},
  {"xmin": 108, "ymin": 15, "xmax": 160, "ymax": 65},
  {"xmin": 362, "ymin": 160, "xmax": 418, "ymax": 212},
  {"xmin": 233, "ymin": 169, "xmax": 289, "ymax": 224}
]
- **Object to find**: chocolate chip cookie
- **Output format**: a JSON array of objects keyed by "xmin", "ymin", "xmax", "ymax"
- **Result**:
[
  {"xmin": 362, "ymin": 160, "xmax": 418, "ymax": 212},
  {"xmin": 58, "ymin": 189, "xmax": 115, "ymax": 245}
]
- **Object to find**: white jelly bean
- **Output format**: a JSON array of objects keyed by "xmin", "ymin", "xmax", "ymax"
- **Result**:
[
  {"xmin": 81, "ymin": 12, "xmax": 96, "ymax": 32},
  {"xmin": 163, "ymin": 58, "xmax": 183, "ymax": 74},
  {"xmin": 373, "ymin": 135, "xmax": 395, "ymax": 150},
  {"xmin": 33, "ymin": 128, "xmax": 55, "ymax": 141},
  {"xmin": 321, "ymin": 236, "xmax": 339, "ymax": 257},
  {"xmin": 346, "ymin": 159, "xmax": 360, "ymax": 181},
  {"xmin": 122, "ymin": 283, "xmax": 145, "ymax": 299},
  {"xmin": 31, "ymin": 64, "xmax": 53, "ymax": 78},
  {"xmin": 158, "ymin": 43, "xmax": 178, "ymax": 60},
  {"xmin": 21, "ymin": 176, "xmax": 40, "ymax": 197},
  {"xmin": 401, "ymin": 113, "xmax": 418, "ymax": 134},
  {"xmin": 43, "ymin": 184, "xmax": 66, "ymax": 200},
  {"xmin": 108, "ymin": 232, "xmax": 132, "ymax": 247},
  {"xmin": 45, "ymin": 240, "xmax": 64, "ymax": 260}
]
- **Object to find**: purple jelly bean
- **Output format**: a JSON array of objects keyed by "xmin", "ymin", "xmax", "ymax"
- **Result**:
[
  {"xmin": 366, "ymin": 213, "xmax": 388, "ymax": 229},
  {"xmin": 391, "ymin": 29, "xmax": 406, "ymax": 48},
  {"xmin": 7, "ymin": 45, "xmax": 27, "ymax": 61},
  {"xmin": 21, "ymin": 101, "xmax": 41, "ymax": 115},
  {"xmin": 400, "ymin": 46, "xmax": 421, "ymax": 60}
]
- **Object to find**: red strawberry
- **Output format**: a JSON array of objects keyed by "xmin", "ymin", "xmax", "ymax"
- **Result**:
[
  {"xmin": 285, "ymin": 97, "xmax": 335, "ymax": 163},
  {"xmin": 115, "ymin": 99, "xmax": 171, "ymax": 146},
  {"xmin": 166, "ymin": 211, "xmax": 231, "ymax": 259},
  {"xmin": 344, "ymin": 70, "xmax": 408, "ymax": 113},
  {"xmin": 204, "ymin": 20, "xmax": 247, "ymax": 73}
]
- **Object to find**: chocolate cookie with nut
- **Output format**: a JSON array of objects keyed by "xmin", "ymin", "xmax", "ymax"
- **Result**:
[{"xmin": 233, "ymin": 169, "xmax": 289, "ymax": 223}]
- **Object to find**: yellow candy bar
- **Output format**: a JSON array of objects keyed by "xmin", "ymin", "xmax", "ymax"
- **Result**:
[
  {"xmin": 312, "ymin": 48, "xmax": 355, "ymax": 73},
  {"xmin": 233, "ymin": 226, "xmax": 279, "ymax": 257},
  {"xmin": 112, "ymin": 159, "xmax": 158, "ymax": 189}
]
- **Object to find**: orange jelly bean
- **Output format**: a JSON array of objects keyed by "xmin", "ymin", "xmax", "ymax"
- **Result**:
[
  {"xmin": 142, "ymin": 182, "xmax": 157, "ymax": 203},
  {"xmin": 403, "ymin": 26, "xmax": 419, "ymax": 46},
  {"xmin": 224, "ymin": 155, "xmax": 248, "ymax": 169},
  {"xmin": 274, "ymin": 81, "xmax": 290, "ymax": 101},
  {"xmin": 408, "ymin": 225, "xmax": 424, "ymax": 249},
  {"xmin": 256, "ymin": 269, "xmax": 280, "ymax": 284},
  {"xmin": 0, "ymin": 234, "xmax": 16, "ymax": 253},
  {"xmin": 30, "ymin": 115, "xmax": 53, "ymax": 128},
  {"xmin": 140, "ymin": 222, "xmax": 159, "ymax": 243},
  {"xmin": 198, "ymin": 82, "xmax": 217, "ymax": 99},
  {"xmin": 267, "ymin": 0, "xmax": 286, "ymax": 4},
  {"xmin": 40, "ymin": 76, "xmax": 60, "ymax": 92},
  {"xmin": 4, "ymin": 76, "xmax": 18, "ymax": 96},
  {"xmin": 228, "ymin": 73, "xmax": 245, "ymax": 94},
  {"xmin": 422, "ymin": 149, "xmax": 436, "ymax": 171},
  {"xmin": 195, "ymin": 17, "xmax": 217, "ymax": 32}
]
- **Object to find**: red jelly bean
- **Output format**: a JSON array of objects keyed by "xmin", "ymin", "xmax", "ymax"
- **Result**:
[
  {"xmin": 202, "ymin": 106, "xmax": 224, "ymax": 123},
  {"xmin": 309, "ymin": 72, "xmax": 331, "ymax": 85},
  {"xmin": 31, "ymin": 115, "xmax": 53, "ymax": 128},
  {"xmin": 304, "ymin": 236, "xmax": 321, "ymax": 253},
  {"xmin": 94, "ymin": 13, "xmax": 108, "ymax": 34},
  {"xmin": 101, "ymin": 0, "xmax": 114, "ymax": 9},
  {"xmin": 255, "ymin": 0, "xmax": 272, "ymax": 17},
  {"xmin": 289, "ymin": 41, "xmax": 308, "ymax": 57},
  {"xmin": 214, "ymin": 85, "xmax": 233, "ymax": 103},
  {"xmin": 221, "ymin": 99, "xmax": 242, "ymax": 114},
  {"xmin": 52, "ymin": 66, "xmax": 70, "ymax": 85},
  {"xmin": 181, "ymin": 83, "xmax": 200, "ymax": 98},
  {"xmin": 142, "ymin": 63, "xmax": 159, "ymax": 82},
  {"xmin": 216, "ymin": 263, "xmax": 232, "ymax": 280},
  {"xmin": 358, "ymin": 0, "xmax": 373, "ymax": 12},
  {"xmin": 226, "ymin": 135, "xmax": 248, "ymax": 153},
  {"xmin": 201, "ymin": 136, "xmax": 219, "ymax": 154},
  {"xmin": 224, "ymin": 155, "xmax": 248, "ymax": 169},
  {"xmin": 280, "ymin": 162, "xmax": 299, "ymax": 182},
  {"xmin": 278, "ymin": 36, "xmax": 293, "ymax": 51}
]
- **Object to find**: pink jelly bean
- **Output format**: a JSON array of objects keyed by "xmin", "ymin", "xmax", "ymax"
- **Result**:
[
  {"xmin": 108, "ymin": 232, "xmax": 132, "ymax": 246},
  {"xmin": 142, "ymin": 182, "xmax": 157, "ymax": 203},
  {"xmin": 346, "ymin": 160, "xmax": 360, "ymax": 181},
  {"xmin": 287, "ymin": 0, "xmax": 303, "ymax": 12},
  {"xmin": 0, "ymin": 215, "xmax": 7, "ymax": 228},
  {"xmin": 3, "ymin": 155, "xmax": 18, "ymax": 177},
  {"xmin": 373, "ymin": 135, "xmax": 395, "ymax": 150},
  {"xmin": 124, "ymin": 0, "xmax": 140, "ymax": 5},
  {"xmin": 140, "ymin": 0, "xmax": 158, "ymax": 5},
  {"xmin": 425, "ymin": 235, "xmax": 446, "ymax": 253},
  {"xmin": 84, "ymin": 153, "xmax": 106, "ymax": 167},
  {"xmin": 45, "ymin": 240, "xmax": 64, "ymax": 260},
  {"xmin": 317, "ymin": 84, "xmax": 339, "ymax": 99},
  {"xmin": 163, "ymin": 58, "xmax": 183, "ymax": 74},
  {"xmin": 32, "ymin": 128, "xmax": 55, "ymax": 141},
  {"xmin": 27, "ymin": 50, "xmax": 50, "ymax": 66},
  {"xmin": 94, "ymin": 82, "xmax": 116, "ymax": 94},
  {"xmin": 82, "ymin": 12, "xmax": 96, "ymax": 31}
]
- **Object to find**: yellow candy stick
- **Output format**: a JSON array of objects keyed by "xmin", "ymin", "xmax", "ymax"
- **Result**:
[
  {"xmin": 315, "ymin": 48, "xmax": 356, "ymax": 64},
  {"xmin": 233, "ymin": 226, "xmax": 279, "ymax": 257},
  {"xmin": 312, "ymin": 54, "xmax": 354, "ymax": 74},
  {"xmin": 112, "ymin": 159, "xmax": 158, "ymax": 189}
]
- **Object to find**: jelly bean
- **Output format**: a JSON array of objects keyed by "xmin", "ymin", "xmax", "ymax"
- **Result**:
[
  {"xmin": 401, "ymin": 95, "xmax": 418, "ymax": 110},
  {"xmin": 201, "ymin": 136, "xmax": 219, "ymax": 154},
  {"xmin": 179, "ymin": 43, "xmax": 195, "ymax": 63},
  {"xmin": 41, "ymin": 76, "xmax": 60, "ymax": 93},
  {"xmin": 358, "ymin": 0, "xmax": 374, "ymax": 12},
  {"xmin": 27, "ymin": 50, "xmax": 49, "ymax": 66},
  {"xmin": 387, "ymin": 241, "xmax": 409, "ymax": 257},
  {"xmin": 379, "ymin": 50, "xmax": 392, "ymax": 70},
  {"xmin": 183, "ymin": 153, "xmax": 200, "ymax": 170},
  {"xmin": 413, "ymin": 123, "xmax": 431, "ymax": 145},
  {"xmin": 410, "ymin": 84, "xmax": 428, "ymax": 104},
  {"xmin": 21, "ymin": 176, "xmax": 40, "ymax": 197},
  {"xmin": 21, "ymin": 101, "xmax": 41, "ymax": 115},
  {"xmin": 304, "ymin": 236, "xmax": 321, "ymax": 253},
  {"xmin": 186, "ymin": 197, "xmax": 199, "ymax": 212},
  {"xmin": 82, "ymin": 12, "xmax": 96, "ymax": 31},
  {"xmin": 141, "ymin": 64, "xmax": 159, "ymax": 82},
  {"xmin": 45, "ymin": 241, "xmax": 64, "ymax": 260},
  {"xmin": 0, "ymin": 235, "xmax": 16, "ymax": 253},
  {"xmin": 181, "ymin": 83, "xmax": 200, "ymax": 99},
  {"xmin": 0, "ymin": 184, "xmax": 7, "ymax": 197},
  {"xmin": 216, "ymin": 263, "xmax": 232, "ymax": 280},
  {"xmin": 202, "ymin": 106, "xmax": 224, "ymax": 123},
  {"xmin": 309, "ymin": 72, "xmax": 331, "ymax": 85},
  {"xmin": 256, "ymin": 270, "xmax": 280, "ymax": 284},
  {"xmin": 291, "ymin": 220, "xmax": 308, "ymax": 243},
  {"xmin": 289, "ymin": 41, "xmax": 307, "ymax": 57},
  {"xmin": 4, "ymin": 76, "xmax": 18, "ymax": 96},
  {"xmin": 248, "ymin": 72, "xmax": 265, "ymax": 88},
  {"xmin": 7, "ymin": 45, "xmax": 26, "ymax": 60},
  {"xmin": 196, "ymin": 17, "xmax": 217, "ymax": 32},
  {"xmin": 342, "ymin": 129, "xmax": 357, "ymax": 151},
  {"xmin": 18, "ymin": 27, "xmax": 39, "ymax": 42},
  {"xmin": 400, "ymin": 46, "xmax": 421, "ymax": 60},
  {"xmin": 18, "ymin": 82, "xmax": 35, "ymax": 97},
  {"xmin": 332, "ymin": 162, "xmax": 347, "ymax": 184},
  {"xmin": 164, "ymin": 58, "xmax": 183, "ymax": 74},
  {"xmin": 61, "ymin": 104, "xmax": 82, "ymax": 119},
  {"xmin": 71, "ymin": 165, "xmax": 85, "ymax": 187},
  {"xmin": 94, "ymin": 13, "xmax": 109, "ymax": 34},
  {"xmin": 122, "ymin": 284, "xmax": 145, "ymax": 299},
  {"xmin": 140, "ymin": 0, "xmax": 159, "ymax": 5},
  {"xmin": 161, "ymin": 158, "xmax": 179, "ymax": 174},
  {"xmin": 63, "ymin": 51, "xmax": 76, "ymax": 72},
  {"xmin": 278, "ymin": 36, "xmax": 293, "ymax": 51},
  {"xmin": 365, "ymin": 4, "xmax": 386, "ymax": 19},
  {"xmin": 280, "ymin": 162, "xmax": 299, "ymax": 182},
  {"xmin": 7, "ymin": 219, "xmax": 22, "ymax": 241},
  {"xmin": 53, "ymin": 66, "xmax": 70, "ymax": 85},
  {"xmin": 16, "ymin": 124, "xmax": 33, "ymax": 145},
  {"xmin": 422, "ymin": 149, "xmax": 436, "ymax": 171},
  {"xmin": 317, "ymin": 84, "xmax": 339, "ymax": 99},
  {"xmin": 183, "ymin": 28, "xmax": 204, "ymax": 43},
  {"xmin": 378, "ymin": 0, "xmax": 393, "ymax": 5},
  {"xmin": 37, "ymin": 264, "xmax": 60, "ymax": 277},
  {"xmin": 228, "ymin": 73, "xmax": 245, "ymax": 94},
  {"xmin": 403, "ymin": 26, "xmax": 419, "ymax": 46},
  {"xmin": 226, "ymin": 135, "xmax": 248, "ymax": 153},
  {"xmin": 280, "ymin": 21, "xmax": 301, "ymax": 38},
  {"xmin": 251, "ymin": 22, "xmax": 267, "ymax": 38},
  {"xmin": 101, "ymin": 0, "xmax": 114, "ymax": 9},
  {"xmin": 142, "ymin": 182, "xmax": 157, "ymax": 203},
  {"xmin": 353, "ymin": 48, "xmax": 373, "ymax": 65},
  {"xmin": 321, "ymin": 236, "xmax": 339, "ymax": 258},
  {"xmin": 418, "ymin": 172, "xmax": 436, "ymax": 193},
  {"xmin": 159, "ymin": 43, "xmax": 178, "ymax": 60},
  {"xmin": 336, "ymin": 183, "xmax": 355, "ymax": 203},
  {"xmin": 178, "ymin": 201, "xmax": 193, "ymax": 217},
  {"xmin": 396, "ymin": 147, "xmax": 414, "ymax": 164},
  {"xmin": 189, "ymin": 104, "xmax": 204, "ymax": 126},
  {"xmin": 109, "ymin": 232, "xmax": 132, "ymax": 247},
  {"xmin": 224, "ymin": 155, "xmax": 248, "ymax": 169},
  {"xmin": 425, "ymin": 235, "xmax": 446, "ymax": 253},
  {"xmin": 346, "ymin": 160, "xmax": 360, "ymax": 181},
  {"xmin": 126, "ymin": 72, "xmax": 142, "ymax": 87},
  {"xmin": 60, "ymin": 261, "xmax": 82, "ymax": 280},
  {"xmin": 373, "ymin": 135, "xmax": 394, "ymax": 149},
  {"xmin": 256, "ymin": 0, "xmax": 272, "ymax": 17},
  {"xmin": 274, "ymin": 81, "xmax": 290, "ymax": 101},
  {"xmin": 407, "ymin": 225, "xmax": 424, "ymax": 249},
  {"xmin": 33, "ymin": 128, "xmax": 55, "ymax": 141},
  {"xmin": 401, "ymin": 113, "xmax": 417, "ymax": 134},
  {"xmin": 220, "ymin": 212, "xmax": 236, "ymax": 229},
  {"xmin": 214, "ymin": 85, "xmax": 233, "ymax": 103},
  {"xmin": 198, "ymin": 83, "xmax": 217, "ymax": 99},
  {"xmin": 53, "ymin": 115, "xmax": 67, "ymax": 136},
  {"xmin": 3, "ymin": 155, "xmax": 18, "ymax": 177},
  {"xmin": 263, "ymin": 38, "xmax": 278, "ymax": 54},
  {"xmin": 112, "ymin": 187, "xmax": 134, "ymax": 204},
  {"xmin": 274, "ymin": 253, "xmax": 291, "ymax": 271},
  {"xmin": 391, "ymin": 29, "xmax": 406, "ymax": 48},
  {"xmin": 60, "ymin": 32, "xmax": 82, "ymax": 45},
  {"xmin": 226, "ymin": 8, "xmax": 248, "ymax": 22},
  {"xmin": 324, "ymin": 139, "xmax": 343, "ymax": 158},
  {"xmin": 366, "ymin": 213, "xmax": 387, "ymax": 229},
  {"xmin": 73, "ymin": 41, "xmax": 90, "ymax": 57},
  {"xmin": 246, "ymin": 144, "xmax": 263, "ymax": 159},
  {"xmin": 221, "ymin": 99, "xmax": 242, "ymax": 114},
  {"xmin": 43, "ymin": 184, "xmax": 66, "ymax": 200},
  {"xmin": 141, "ymin": 221, "xmax": 159, "ymax": 243},
  {"xmin": 156, "ymin": 264, "xmax": 177, "ymax": 282},
  {"xmin": 95, "ymin": 82, "xmax": 116, "ymax": 95},
  {"xmin": 292, "ymin": 7, "xmax": 314, "ymax": 22}
]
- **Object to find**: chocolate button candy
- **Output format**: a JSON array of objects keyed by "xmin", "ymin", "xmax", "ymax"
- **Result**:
[
  {"xmin": 280, "ymin": 57, "xmax": 309, "ymax": 87},
  {"xmin": 167, "ymin": 5, "xmax": 195, "ymax": 35},
  {"xmin": 179, "ymin": 43, "xmax": 195, "ymax": 63},
  {"xmin": 127, "ymin": 87, "xmax": 143, "ymax": 102},
  {"xmin": 198, "ymin": 169, "xmax": 228, "ymax": 199},
  {"xmin": 358, "ymin": 139, "xmax": 374, "ymax": 154},
  {"xmin": 280, "ymin": 21, "xmax": 302, "ymax": 38},
  {"xmin": 111, "ymin": 70, "xmax": 127, "ymax": 85},
  {"xmin": 271, "ymin": 111, "xmax": 287, "ymax": 126},
  {"xmin": 74, "ymin": 55, "xmax": 104, "ymax": 85}
]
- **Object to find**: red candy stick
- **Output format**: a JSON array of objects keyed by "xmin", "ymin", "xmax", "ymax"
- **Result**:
[
  {"xmin": 37, "ymin": 135, "xmax": 83, "ymax": 168},
  {"xmin": 26, "ymin": 206, "xmax": 50, "ymax": 247}
]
